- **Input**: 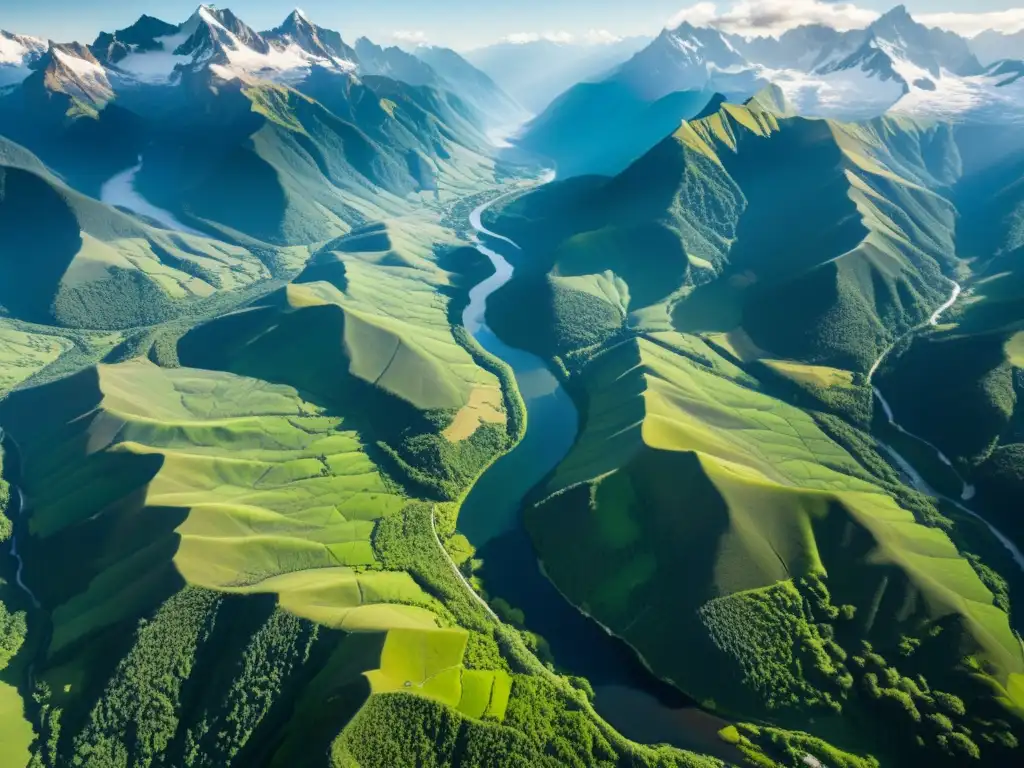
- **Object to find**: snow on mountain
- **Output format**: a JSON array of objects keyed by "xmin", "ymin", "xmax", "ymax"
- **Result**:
[
  {"xmin": 761, "ymin": 61, "xmax": 905, "ymax": 121},
  {"xmin": 263, "ymin": 9, "xmax": 358, "ymax": 71},
  {"xmin": 725, "ymin": 25, "xmax": 847, "ymax": 71},
  {"xmin": 611, "ymin": 21, "xmax": 752, "ymax": 100},
  {"xmin": 0, "ymin": 31, "xmax": 46, "ymax": 86},
  {"xmin": 39, "ymin": 42, "xmax": 114, "ymax": 106},
  {"xmin": 94, "ymin": 5, "xmax": 357, "ymax": 86},
  {"xmin": 888, "ymin": 58, "xmax": 1024, "ymax": 122},
  {"xmin": 752, "ymin": 6, "xmax": 1002, "ymax": 122},
  {"xmin": 860, "ymin": 5, "xmax": 981, "ymax": 77}
]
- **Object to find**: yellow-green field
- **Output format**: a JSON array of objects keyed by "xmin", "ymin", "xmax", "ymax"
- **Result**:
[
  {"xmin": 1007, "ymin": 330, "xmax": 1024, "ymax": 366},
  {"xmin": 761, "ymin": 359, "xmax": 856, "ymax": 389},
  {"xmin": 365, "ymin": 628, "xmax": 512, "ymax": 719},
  {"xmin": 530, "ymin": 330, "xmax": 1024, "ymax": 725},
  {"xmin": 0, "ymin": 326, "xmax": 72, "ymax": 393},
  {"xmin": 0, "ymin": 211, "xmax": 522, "ymax": 766},
  {"xmin": 0, "ymin": 680, "xmax": 33, "ymax": 768}
]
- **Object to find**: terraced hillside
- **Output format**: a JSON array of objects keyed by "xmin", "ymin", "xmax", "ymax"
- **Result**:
[
  {"xmin": 483, "ymin": 94, "xmax": 1024, "ymax": 766},
  {"xmin": 0, "ymin": 203, "xmax": 720, "ymax": 768}
]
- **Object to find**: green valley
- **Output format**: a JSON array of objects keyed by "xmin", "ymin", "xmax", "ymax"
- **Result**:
[
  {"xmin": 4, "ymin": 4, "xmax": 1024, "ymax": 768},
  {"xmin": 479, "ymin": 89, "xmax": 1024, "ymax": 766}
]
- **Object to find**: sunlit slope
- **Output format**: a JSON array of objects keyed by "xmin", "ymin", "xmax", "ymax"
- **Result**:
[
  {"xmin": 5, "ymin": 360, "xmax": 434, "ymax": 647},
  {"xmin": 179, "ymin": 218, "xmax": 507, "ymax": 497},
  {"xmin": 491, "ymin": 91, "xmax": 959, "ymax": 374},
  {"xmin": 0, "ymin": 138, "xmax": 275, "ymax": 328},
  {"xmin": 0, "ymin": 216, "xmax": 525, "ymax": 765},
  {"xmin": 527, "ymin": 332, "xmax": 1024, "ymax": 755},
  {"xmin": 135, "ymin": 81, "xmax": 499, "ymax": 246}
]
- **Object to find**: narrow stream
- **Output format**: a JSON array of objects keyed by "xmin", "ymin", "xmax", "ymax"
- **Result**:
[
  {"xmin": 870, "ymin": 282, "xmax": 1024, "ymax": 571},
  {"xmin": 458, "ymin": 185, "xmax": 734, "ymax": 757},
  {"xmin": 1, "ymin": 431, "xmax": 40, "ymax": 609}
]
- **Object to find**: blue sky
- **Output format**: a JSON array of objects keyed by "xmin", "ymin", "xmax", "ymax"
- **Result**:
[{"xmin": 4, "ymin": 1, "xmax": 1024, "ymax": 50}]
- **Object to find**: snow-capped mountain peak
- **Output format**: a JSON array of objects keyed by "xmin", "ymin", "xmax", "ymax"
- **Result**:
[
  {"xmin": 860, "ymin": 4, "xmax": 981, "ymax": 78},
  {"xmin": 36, "ymin": 41, "xmax": 114, "ymax": 106},
  {"xmin": 88, "ymin": 5, "xmax": 357, "ymax": 86},
  {"xmin": 263, "ymin": 9, "xmax": 359, "ymax": 71},
  {"xmin": 173, "ymin": 5, "xmax": 271, "ymax": 67},
  {"xmin": 0, "ymin": 30, "xmax": 47, "ymax": 87},
  {"xmin": 610, "ymin": 21, "xmax": 750, "ymax": 100}
]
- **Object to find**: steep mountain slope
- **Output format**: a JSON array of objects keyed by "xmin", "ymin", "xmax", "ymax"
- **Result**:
[
  {"xmin": 480, "ymin": 97, "xmax": 1024, "ymax": 765},
  {"xmin": 875, "ymin": 138, "xmax": 1024, "ymax": 545},
  {"xmin": 30, "ymin": 42, "xmax": 114, "ymax": 109},
  {"xmin": 0, "ymin": 40, "xmax": 147, "ymax": 192},
  {"xmin": 263, "ymin": 9, "xmax": 359, "ymax": 70},
  {"xmin": 413, "ymin": 45, "xmax": 527, "ymax": 129},
  {"xmin": 0, "ymin": 136, "xmax": 275, "ymax": 328},
  {"xmin": 501, "ymin": 91, "xmax": 957, "ymax": 373},
  {"xmin": 354, "ymin": 37, "xmax": 439, "ymax": 87},
  {"xmin": 0, "ymin": 208, "xmax": 719, "ymax": 768},
  {"xmin": 464, "ymin": 36, "xmax": 651, "ymax": 114},
  {"xmin": 571, "ymin": 7, "xmax": 1019, "ymax": 125},
  {"xmin": 725, "ymin": 24, "xmax": 846, "ymax": 70},
  {"xmin": 0, "ymin": 7, "xmax": 502, "ymax": 238},
  {"xmin": 92, "ymin": 5, "xmax": 358, "ymax": 85},
  {"xmin": 761, "ymin": 7, "xmax": 1011, "ymax": 122},
  {"xmin": 125, "ymin": 72, "xmax": 501, "ymax": 245},
  {"xmin": 512, "ymin": 22, "xmax": 755, "ymax": 179},
  {"xmin": 515, "ymin": 6, "xmax": 1007, "ymax": 180},
  {"xmin": 516, "ymin": 82, "xmax": 710, "ymax": 178}
]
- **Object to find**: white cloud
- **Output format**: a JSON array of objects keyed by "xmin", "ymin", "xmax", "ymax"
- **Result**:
[
  {"xmin": 502, "ymin": 31, "xmax": 576, "ymax": 45},
  {"xmin": 666, "ymin": 2, "xmax": 1024, "ymax": 40},
  {"xmin": 392, "ymin": 30, "xmax": 428, "ymax": 45},
  {"xmin": 584, "ymin": 29, "xmax": 624, "ymax": 45},
  {"xmin": 917, "ymin": 10, "xmax": 1024, "ymax": 38},
  {"xmin": 667, "ymin": 1, "xmax": 878, "ymax": 38},
  {"xmin": 667, "ymin": 2, "xmax": 720, "ymax": 29}
]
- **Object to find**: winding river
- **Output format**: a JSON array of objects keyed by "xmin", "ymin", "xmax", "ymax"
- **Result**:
[
  {"xmin": 99, "ymin": 156, "xmax": 204, "ymax": 236},
  {"xmin": 870, "ymin": 282, "xmax": 1024, "ymax": 572},
  {"xmin": 459, "ymin": 186, "xmax": 734, "ymax": 757}
]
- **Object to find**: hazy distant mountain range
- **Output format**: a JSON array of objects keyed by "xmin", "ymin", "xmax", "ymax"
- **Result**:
[
  {"xmin": 463, "ymin": 36, "xmax": 652, "ymax": 114},
  {"xmin": 516, "ymin": 4, "xmax": 1024, "ymax": 179}
]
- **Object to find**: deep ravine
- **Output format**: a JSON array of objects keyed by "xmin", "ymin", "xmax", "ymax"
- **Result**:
[{"xmin": 870, "ymin": 281, "xmax": 1024, "ymax": 571}]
